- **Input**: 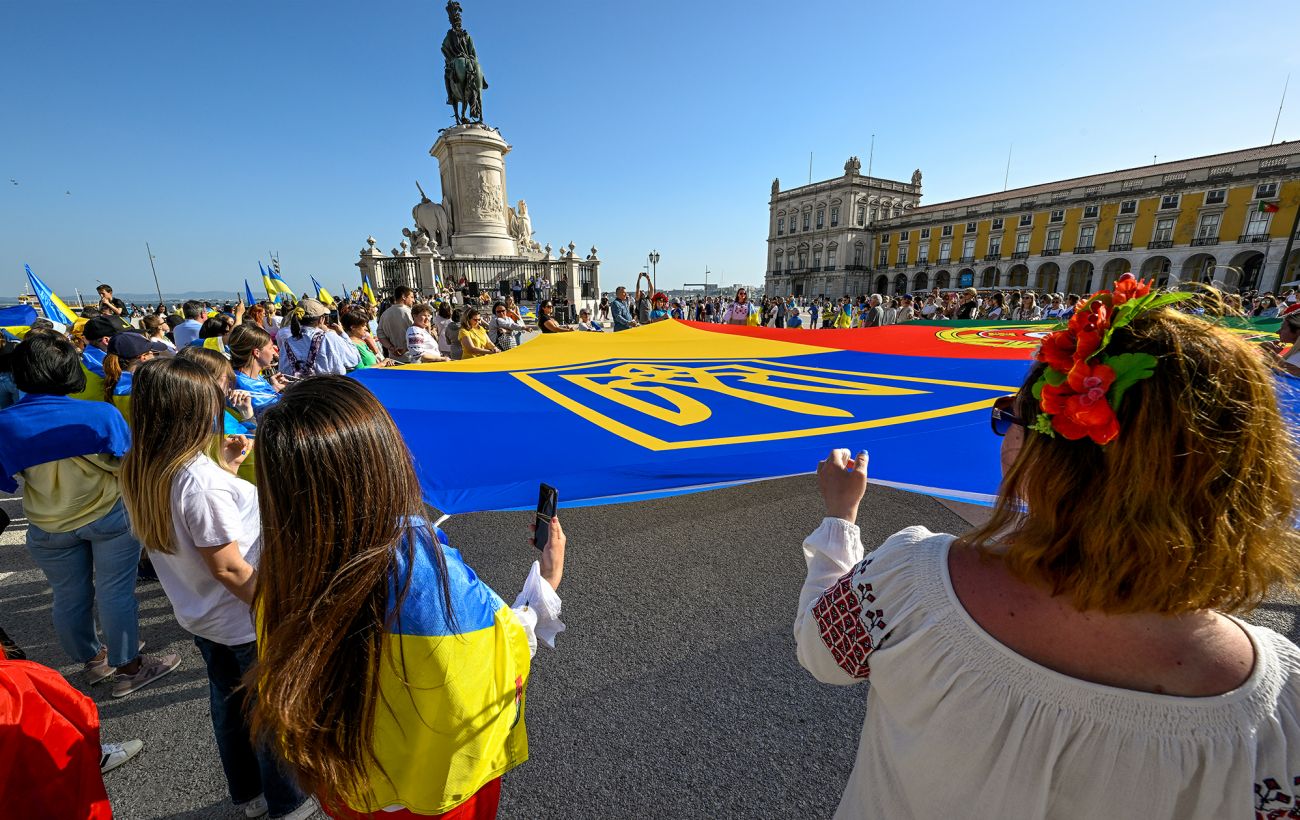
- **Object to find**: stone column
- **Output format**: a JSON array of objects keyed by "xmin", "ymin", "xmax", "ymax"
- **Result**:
[
  {"xmin": 356, "ymin": 236, "xmax": 387, "ymax": 290},
  {"xmin": 413, "ymin": 246, "xmax": 440, "ymax": 296},
  {"xmin": 430, "ymin": 124, "xmax": 517, "ymax": 257}
]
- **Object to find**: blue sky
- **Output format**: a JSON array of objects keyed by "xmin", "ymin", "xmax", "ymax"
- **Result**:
[{"xmin": 4, "ymin": 0, "xmax": 1300, "ymax": 298}]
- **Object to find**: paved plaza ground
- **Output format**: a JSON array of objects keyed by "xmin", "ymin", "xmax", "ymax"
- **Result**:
[{"xmin": 4, "ymin": 478, "xmax": 1299, "ymax": 819}]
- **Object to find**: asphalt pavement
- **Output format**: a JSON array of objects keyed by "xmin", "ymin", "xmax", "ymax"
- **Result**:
[{"xmin": 3, "ymin": 478, "xmax": 1298, "ymax": 819}]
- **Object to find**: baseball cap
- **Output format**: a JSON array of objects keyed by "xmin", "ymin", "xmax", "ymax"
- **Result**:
[
  {"xmin": 108, "ymin": 331, "xmax": 171, "ymax": 359},
  {"xmin": 83, "ymin": 316, "xmax": 121, "ymax": 341},
  {"xmin": 299, "ymin": 297, "xmax": 330, "ymax": 319}
]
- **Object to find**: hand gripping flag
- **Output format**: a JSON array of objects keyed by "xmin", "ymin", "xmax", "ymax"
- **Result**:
[{"xmin": 24, "ymin": 265, "xmax": 78, "ymax": 325}]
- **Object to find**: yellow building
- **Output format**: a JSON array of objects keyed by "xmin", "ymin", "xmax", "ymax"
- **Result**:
[{"xmin": 767, "ymin": 142, "xmax": 1300, "ymax": 297}]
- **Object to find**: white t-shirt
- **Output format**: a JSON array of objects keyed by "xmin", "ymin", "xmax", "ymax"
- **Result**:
[
  {"xmin": 795, "ymin": 521, "xmax": 1300, "ymax": 819},
  {"xmin": 406, "ymin": 324, "xmax": 438, "ymax": 359},
  {"xmin": 151, "ymin": 455, "xmax": 260, "ymax": 645}
]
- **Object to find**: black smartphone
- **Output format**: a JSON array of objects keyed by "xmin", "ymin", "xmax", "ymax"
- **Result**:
[{"xmin": 533, "ymin": 483, "xmax": 557, "ymax": 550}]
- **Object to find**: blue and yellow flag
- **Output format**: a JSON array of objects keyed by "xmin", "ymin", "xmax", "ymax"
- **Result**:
[
  {"xmin": 310, "ymin": 276, "xmax": 334, "ymax": 306},
  {"xmin": 244, "ymin": 279, "xmax": 257, "ymax": 306},
  {"xmin": 24, "ymin": 265, "xmax": 78, "ymax": 325},
  {"xmin": 1, "ymin": 304, "xmax": 36, "ymax": 340},
  {"xmin": 260, "ymin": 262, "xmax": 294, "ymax": 303},
  {"xmin": 361, "ymin": 272, "xmax": 377, "ymax": 306}
]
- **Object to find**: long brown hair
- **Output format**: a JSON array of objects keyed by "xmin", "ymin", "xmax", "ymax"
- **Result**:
[
  {"xmin": 248, "ymin": 375, "xmax": 454, "ymax": 798},
  {"xmin": 228, "ymin": 323, "xmax": 271, "ymax": 370},
  {"xmin": 960, "ymin": 305, "xmax": 1300, "ymax": 614},
  {"xmin": 120, "ymin": 357, "xmax": 224, "ymax": 554}
]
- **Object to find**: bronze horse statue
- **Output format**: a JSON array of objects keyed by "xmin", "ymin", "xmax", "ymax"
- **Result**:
[{"xmin": 442, "ymin": 1, "xmax": 487, "ymax": 125}]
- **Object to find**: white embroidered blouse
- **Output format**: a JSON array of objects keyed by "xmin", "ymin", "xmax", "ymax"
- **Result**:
[{"xmin": 794, "ymin": 519, "xmax": 1300, "ymax": 819}]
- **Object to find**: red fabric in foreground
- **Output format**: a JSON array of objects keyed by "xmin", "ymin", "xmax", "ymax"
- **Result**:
[
  {"xmin": 682, "ymin": 320, "xmax": 1041, "ymax": 360},
  {"xmin": 0, "ymin": 654, "xmax": 110, "ymax": 820},
  {"xmin": 324, "ymin": 778, "xmax": 502, "ymax": 820}
]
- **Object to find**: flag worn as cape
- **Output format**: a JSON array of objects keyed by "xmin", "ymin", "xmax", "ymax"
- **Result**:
[{"xmin": 0, "ymin": 394, "xmax": 131, "ymax": 492}]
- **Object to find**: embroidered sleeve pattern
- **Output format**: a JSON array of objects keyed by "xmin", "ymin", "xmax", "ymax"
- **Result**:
[
  {"xmin": 1255, "ymin": 775, "xmax": 1300, "ymax": 819},
  {"xmin": 810, "ymin": 559, "xmax": 888, "ymax": 680}
]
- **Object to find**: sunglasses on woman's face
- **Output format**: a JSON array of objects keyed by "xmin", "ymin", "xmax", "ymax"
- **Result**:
[{"xmin": 991, "ymin": 394, "xmax": 1027, "ymax": 437}]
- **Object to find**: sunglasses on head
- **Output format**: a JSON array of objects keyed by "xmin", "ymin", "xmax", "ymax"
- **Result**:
[{"xmin": 990, "ymin": 394, "xmax": 1027, "ymax": 437}]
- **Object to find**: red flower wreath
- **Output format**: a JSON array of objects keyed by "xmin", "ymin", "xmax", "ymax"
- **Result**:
[{"xmin": 1031, "ymin": 273, "xmax": 1188, "ymax": 445}]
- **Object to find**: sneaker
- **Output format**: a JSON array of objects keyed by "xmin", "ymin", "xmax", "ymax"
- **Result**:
[
  {"xmin": 84, "ymin": 640, "xmax": 146, "ymax": 685},
  {"xmin": 100, "ymin": 739, "xmax": 144, "ymax": 774},
  {"xmin": 111, "ymin": 651, "xmax": 180, "ymax": 698},
  {"xmin": 272, "ymin": 796, "xmax": 319, "ymax": 820},
  {"xmin": 238, "ymin": 795, "xmax": 268, "ymax": 818}
]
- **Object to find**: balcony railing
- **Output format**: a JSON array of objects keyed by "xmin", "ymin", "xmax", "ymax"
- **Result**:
[
  {"xmin": 937, "ymin": 257, "xmax": 951, "ymax": 264},
  {"xmin": 1190, "ymin": 237, "xmax": 1220, "ymax": 247},
  {"xmin": 959, "ymin": 255, "xmax": 975, "ymax": 263},
  {"xmin": 984, "ymin": 253, "xmax": 1002, "ymax": 261},
  {"xmin": 1147, "ymin": 239, "xmax": 1174, "ymax": 249},
  {"xmin": 823, "ymin": 265, "xmax": 837, "ymax": 271},
  {"xmin": 808, "ymin": 266, "xmax": 822, "ymax": 273},
  {"xmin": 1238, "ymin": 233, "xmax": 1270, "ymax": 244},
  {"xmin": 1041, "ymin": 248, "xmax": 1061, "ymax": 256},
  {"xmin": 1108, "ymin": 243, "xmax": 1132, "ymax": 252},
  {"xmin": 894, "ymin": 262, "xmax": 908, "ymax": 269},
  {"xmin": 1010, "ymin": 251, "xmax": 1030, "ymax": 260},
  {"xmin": 1074, "ymin": 245, "xmax": 1095, "ymax": 254},
  {"xmin": 843, "ymin": 264, "xmax": 868, "ymax": 271}
]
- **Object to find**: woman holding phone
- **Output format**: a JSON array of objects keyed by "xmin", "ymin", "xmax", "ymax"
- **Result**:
[{"xmin": 250, "ymin": 376, "xmax": 567, "ymax": 818}]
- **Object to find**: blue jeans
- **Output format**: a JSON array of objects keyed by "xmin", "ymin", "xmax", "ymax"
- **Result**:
[
  {"xmin": 193, "ymin": 636, "xmax": 306, "ymax": 816},
  {"xmin": 25, "ymin": 498, "xmax": 141, "ymax": 667}
]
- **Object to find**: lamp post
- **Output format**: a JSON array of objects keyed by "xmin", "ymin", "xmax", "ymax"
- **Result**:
[{"xmin": 648, "ymin": 250, "xmax": 660, "ymax": 294}]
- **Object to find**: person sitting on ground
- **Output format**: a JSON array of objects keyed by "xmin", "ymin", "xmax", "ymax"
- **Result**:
[
  {"xmin": 405, "ymin": 304, "xmax": 451, "ymax": 363},
  {"xmin": 343, "ymin": 311, "xmax": 392, "ymax": 369},
  {"xmin": 576, "ymin": 308, "xmax": 602, "ymax": 332},
  {"xmin": 795, "ymin": 277, "xmax": 1300, "ymax": 818},
  {"xmin": 0, "ymin": 333, "xmax": 180, "ymax": 698},
  {"xmin": 228, "ymin": 324, "xmax": 286, "ymax": 415},
  {"xmin": 458, "ymin": 308, "xmax": 499, "ymax": 357},
  {"xmin": 101, "ymin": 331, "xmax": 170, "ymax": 421},
  {"xmin": 489, "ymin": 301, "xmax": 528, "ymax": 350},
  {"xmin": 537, "ymin": 300, "xmax": 575, "ymax": 334},
  {"xmin": 120, "ymin": 357, "xmax": 314, "ymax": 820},
  {"xmin": 275, "ymin": 298, "xmax": 360, "ymax": 377},
  {"xmin": 249, "ymin": 376, "xmax": 566, "ymax": 819}
]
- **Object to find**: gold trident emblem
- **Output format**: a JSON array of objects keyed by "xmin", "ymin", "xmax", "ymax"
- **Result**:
[{"xmin": 561, "ymin": 362, "xmax": 925, "ymax": 427}]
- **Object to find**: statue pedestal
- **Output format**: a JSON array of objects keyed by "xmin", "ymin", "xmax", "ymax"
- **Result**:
[{"xmin": 430, "ymin": 124, "xmax": 517, "ymax": 257}]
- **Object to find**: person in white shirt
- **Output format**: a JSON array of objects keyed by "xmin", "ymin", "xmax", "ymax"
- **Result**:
[
  {"xmin": 274, "ymin": 298, "xmax": 359, "ymax": 377},
  {"xmin": 120, "ymin": 357, "xmax": 315, "ymax": 820},
  {"xmin": 1011, "ymin": 292, "xmax": 1043, "ymax": 321},
  {"xmin": 795, "ymin": 285, "xmax": 1300, "ymax": 819},
  {"xmin": 405, "ymin": 304, "xmax": 450, "ymax": 363}
]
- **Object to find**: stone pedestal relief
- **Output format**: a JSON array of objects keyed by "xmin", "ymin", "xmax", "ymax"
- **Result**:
[{"xmin": 429, "ymin": 124, "xmax": 517, "ymax": 257}]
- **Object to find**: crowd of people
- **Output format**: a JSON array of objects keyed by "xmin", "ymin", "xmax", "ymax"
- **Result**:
[{"xmin": 2, "ymin": 272, "xmax": 1300, "ymax": 818}]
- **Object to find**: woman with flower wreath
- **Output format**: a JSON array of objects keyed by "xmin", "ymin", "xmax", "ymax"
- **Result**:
[{"xmin": 795, "ymin": 273, "xmax": 1300, "ymax": 818}]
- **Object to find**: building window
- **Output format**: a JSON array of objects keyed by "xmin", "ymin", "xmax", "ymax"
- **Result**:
[
  {"xmin": 988, "ymin": 236, "xmax": 1002, "ymax": 256},
  {"xmin": 1257, "ymin": 182, "xmax": 1279, "ymax": 199},
  {"xmin": 827, "ymin": 249, "xmax": 837, "ymax": 269},
  {"xmin": 777, "ymin": 217, "xmax": 784, "ymax": 235},
  {"xmin": 1084, "ymin": 204, "xmax": 1099, "ymax": 219},
  {"xmin": 853, "ymin": 243, "xmax": 864, "ymax": 266},
  {"xmin": 1019, "ymin": 214, "xmax": 1032, "ymax": 227},
  {"xmin": 1196, "ymin": 213, "xmax": 1220, "ymax": 240},
  {"xmin": 813, "ymin": 248, "xmax": 822, "ymax": 268},
  {"xmin": 900, "ymin": 230, "xmax": 910, "ymax": 241},
  {"xmin": 1078, "ymin": 224, "xmax": 1096, "ymax": 248},
  {"xmin": 816, "ymin": 208, "xmax": 825, "ymax": 229},
  {"xmin": 1205, "ymin": 189, "xmax": 1226, "ymax": 204},
  {"xmin": 1245, "ymin": 209, "xmax": 1271, "ymax": 237},
  {"xmin": 1120, "ymin": 199, "xmax": 1137, "ymax": 215},
  {"xmin": 942, "ymin": 225, "xmax": 953, "ymax": 237},
  {"xmin": 893, "ymin": 207, "xmax": 901, "ymax": 218},
  {"xmin": 1050, "ymin": 209, "xmax": 1065, "ymax": 223},
  {"xmin": 991, "ymin": 218, "xmax": 1004, "ymax": 230},
  {"xmin": 898, "ymin": 247, "xmax": 908, "ymax": 264},
  {"xmin": 1045, "ymin": 229, "xmax": 1061, "ymax": 251},
  {"xmin": 1153, "ymin": 217, "xmax": 1176, "ymax": 243},
  {"xmin": 881, "ymin": 233, "xmax": 890, "ymax": 244},
  {"xmin": 798, "ymin": 250, "xmax": 808, "ymax": 268},
  {"xmin": 962, "ymin": 237, "xmax": 976, "ymax": 258},
  {"xmin": 1114, "ymin": 222, "xmax": 1134, "ymax": 244},
  {"xmin": 1016, "ymin": 233, "xmax": 1030, "ymax": 254},
  {"xmin": 830, "ymin": 206, "xmax": 839, "ymax": 227},
  {"xmin": 857, "ymin": 206, "xmax": 865, "ymax": 226},
  {"xmin": 879, "ymin": 249, "xmax": 889, "ymax": 266},
  {"xmin": 939, "ymin": 239, "xmax": 952, "ymax": 261},
  {"xmin": 802, "ymin": 212, "xmax": 810, "ymax": 230},
  {"xmin": 966, "ymin": 221, "xmax": 977, "ymax": 232},
  {"xmin": 920, "ymin": 227, "xmax": 931, "ymax": 239},
  {"xmin": 918, "ymin": 245, "xmax": 929, "ymax": 263},
  {"xmin": 1159, "ymin": 194, "xmax": 1180, "ymax": 210}
]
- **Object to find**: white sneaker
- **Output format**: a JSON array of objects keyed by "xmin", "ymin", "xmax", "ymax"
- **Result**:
[
  {"xmin": 99, "ymin": 739, "xmax": 144, "ymax": 774},
  {"xmin": 273, "ymin": 796, "xmax": 319, "ymax": 820},
  {"xmin": 238, "ymin": 794, "xmax": 268, "ymax": 818}
]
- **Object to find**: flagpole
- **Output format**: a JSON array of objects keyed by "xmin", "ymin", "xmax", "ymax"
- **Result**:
[
  {"xmin": 1275, "ymin": 200, "xmax": 1300, "ymax": 291},
  {"xmin": 145, "ymin": 242, "xmax": 164, "ymax": 305}
]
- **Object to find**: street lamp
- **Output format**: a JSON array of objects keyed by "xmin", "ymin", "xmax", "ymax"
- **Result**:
[{"xmin": 648, "ymin": 250, "xmax": 660, "ymax": 294}]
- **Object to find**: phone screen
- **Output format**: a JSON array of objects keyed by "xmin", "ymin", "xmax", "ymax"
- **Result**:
[{"xmin": 533, "ymin": 483, "xmax": 557, "ymax": 550}]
